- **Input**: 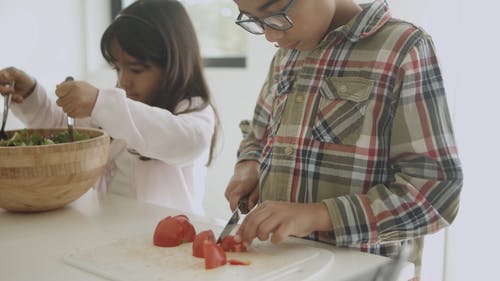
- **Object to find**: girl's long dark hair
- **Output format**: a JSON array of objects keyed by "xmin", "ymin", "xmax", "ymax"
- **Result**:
[{"xmin": 100, "ymin": 0, "xmax": 219, "ymax": 165}]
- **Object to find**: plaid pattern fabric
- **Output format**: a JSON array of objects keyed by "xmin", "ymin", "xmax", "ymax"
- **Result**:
[{"xmin": 237, "ymin": 0, "xmax": 462, "ymax": 275}]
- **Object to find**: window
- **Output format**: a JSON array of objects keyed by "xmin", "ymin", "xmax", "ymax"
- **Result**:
[{"xmin": 116, "ymin": 0, "xmax": 247, "ymax": 68}]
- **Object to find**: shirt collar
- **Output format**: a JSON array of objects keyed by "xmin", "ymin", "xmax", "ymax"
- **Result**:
[{"xmin": 321, "ymin": 0, "xmax": 392, "ymax": 45}]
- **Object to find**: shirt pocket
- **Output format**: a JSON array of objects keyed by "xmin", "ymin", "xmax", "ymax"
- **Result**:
[
  {"xmin": 268, "ymin": 78, "xmax": 292, "ymax": 137},
  {"xmin": 312, "ymin": 77, "xmax": 374, "ymax": 145}
]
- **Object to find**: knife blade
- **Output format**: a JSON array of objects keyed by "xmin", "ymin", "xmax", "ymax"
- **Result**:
[{"xmin": 216, "ymin": 197, "xmax": 249, "ymax": 243}]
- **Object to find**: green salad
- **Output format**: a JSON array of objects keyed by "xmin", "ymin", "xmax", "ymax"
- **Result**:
[{"xmin": 0, "ymin": 129, "xmax": 91, "ymax": 146}]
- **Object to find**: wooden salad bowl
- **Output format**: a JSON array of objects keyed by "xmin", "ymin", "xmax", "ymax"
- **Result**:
[{"xmin": 0, "ymin": 128, "xmax": 110, "ymax": 212}]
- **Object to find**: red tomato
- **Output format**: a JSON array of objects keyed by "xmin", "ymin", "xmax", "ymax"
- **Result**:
[
  {"xmin": 173, "ymin": 214, "xmax": 189, "ymax": 220},
  {"xmin": 219, "ymin": 235, "xmax": 247, "ymax": 252},
  {"xmin": 192, "ymin": 230, "xmax": 215, "ymax": 258},
  {"xmin": 153, "ymin": 216, "xmax": 182, "ymax": 247},
  {"xmin": 203, "ymin": 240, "xmax": 227, "ymax": 269},
  {"xmin": 174, "ymin": 215, "xmax": 196, "ymax": 243},
  {"xmin": 153, "ymin": 215, "xmax": 196, "ymax": 247},
  {"xmin": 228, "ymin": 259, "xmax": 251, "ymax": 266}
]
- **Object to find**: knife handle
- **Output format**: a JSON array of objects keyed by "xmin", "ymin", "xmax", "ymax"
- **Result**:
[{"xmin": 238, "ymin": 196, "xmax": 250, "ymax": 214}]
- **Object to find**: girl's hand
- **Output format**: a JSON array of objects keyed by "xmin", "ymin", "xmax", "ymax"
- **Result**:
[
  {"xmin": 55, "ymin": 80, "xmax": 98, "ymax": 118},
  {"xmin": 234, "ymin": 201, "xmax": 333, "ymax": 246},
  {"xmin": 224, "ymin": 160, "xmax": 260, "ymax": 213},
  {"xmin": 0, "ymin": 67, "xmax": 36, "ymax": 103}
]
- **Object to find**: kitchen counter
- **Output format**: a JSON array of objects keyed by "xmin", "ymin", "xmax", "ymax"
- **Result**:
[{"xmin": 0, "ymin": 190, "xmax": 414, "ymax": 281}]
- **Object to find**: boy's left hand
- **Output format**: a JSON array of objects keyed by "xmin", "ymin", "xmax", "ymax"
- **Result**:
[
  {"xmin": 55, "ymin": 80, "xmax": 98, "ymax": 118},
  {"xmin": 234, "ymin": 201, "xmax": 332, "ymax": 246}
]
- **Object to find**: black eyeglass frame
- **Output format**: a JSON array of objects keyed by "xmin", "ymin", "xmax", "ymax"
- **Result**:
[{"xmin": 235, "ymin": 0, "xmax": 297, "ymax": 35}]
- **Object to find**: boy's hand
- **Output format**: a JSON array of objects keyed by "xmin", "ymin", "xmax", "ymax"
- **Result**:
[
  {"xmin": 224, "ymin": 160, "xmax": 260, "ymax": 213},
  {"xmin": 55, "ymin": 80, "xmax": 98, "ymax": 118},
  {"xmin": 0, "ymin": 67, "xmax": 37, "ymax": 103},
  {"xmin": 234, "ymin": 201, "xmax": 333, "ymax": 246}
]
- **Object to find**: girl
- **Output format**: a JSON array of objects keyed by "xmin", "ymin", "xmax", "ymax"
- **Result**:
[{"xmin": 0, "ymin": 0, "xmax": 218, "ymax": 215}]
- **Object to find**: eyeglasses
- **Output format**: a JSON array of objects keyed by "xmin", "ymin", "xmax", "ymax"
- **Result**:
[{"xmin": 235, "ymin": 0, "xmax": 297, "ymax": 35}]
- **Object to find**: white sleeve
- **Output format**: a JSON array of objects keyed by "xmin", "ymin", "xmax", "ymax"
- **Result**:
[
  {"xmin": 90, "ymin": 88, "xmax": 215, "ymax": 166},
  {"xmin": 10, "ymin": 83, "xmax": 67, "ymax": 128}
]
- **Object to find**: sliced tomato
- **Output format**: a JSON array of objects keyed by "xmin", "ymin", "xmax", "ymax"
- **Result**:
[
  {"xmin": 153, "ymin": 216, "xmax": 183, "ymax": 247},
  {"xmin": 219, "ymin": 235, "xmax": 247, "ymax": 252},
  {"xmin": 228, "ymin": 259, "xmax": 251, "ymax": 266},
  {"xmin": 174, "ymin": 215, "xmax": 196, "ymax": 243},
  {"xmin": 192, "ymin": 229, "xmax": 215, "ymax": 258},
  {"xmin": 173, "ymin": 214, "xmax": 189, "ymax": 221},
  {"xmin": 153, "ymin": 215, "xmax": 196, "ymax": 247},
  {"xmin": 203, "ymin": 240, "xmax": 227, "ymax": 269}
]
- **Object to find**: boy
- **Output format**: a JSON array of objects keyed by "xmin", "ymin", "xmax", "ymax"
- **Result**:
[{"xmin": 224, "ymin": 0, "xmax": 463, "ymax": 278}]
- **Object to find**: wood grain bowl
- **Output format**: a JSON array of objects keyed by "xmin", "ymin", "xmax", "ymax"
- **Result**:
[{"xmin": 0, "ymin": 128, "xmax": 110, "ymax": 212}]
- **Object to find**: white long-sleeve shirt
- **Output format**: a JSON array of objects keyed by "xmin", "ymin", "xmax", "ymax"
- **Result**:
[{"xmin": 11, "ymin": 84, "xmax": 215, "ymax": 215}]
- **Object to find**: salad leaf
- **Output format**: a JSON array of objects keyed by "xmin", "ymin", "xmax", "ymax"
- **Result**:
[{"xmin": 0, "ymin": 129, "xmax": 91, "ymax": 147}]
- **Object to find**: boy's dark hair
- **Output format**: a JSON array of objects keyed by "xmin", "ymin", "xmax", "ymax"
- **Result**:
[{"xmin": 100, "ymin": 0, "xmax": 219, "ymax": 165}]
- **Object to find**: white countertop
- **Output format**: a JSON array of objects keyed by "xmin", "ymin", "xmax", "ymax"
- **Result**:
[{"xmin": 0, "ymin": 190, "xmax": 413, "ymax": 281}]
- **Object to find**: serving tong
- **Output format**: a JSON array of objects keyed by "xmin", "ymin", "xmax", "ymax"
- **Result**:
[
  {"xmin": 0, "ymin": 82, "xmax": 15, "ymax": 140},
  {"xmin": 63, "ymin": 76, "xmax": 74, "ymax": 142}
]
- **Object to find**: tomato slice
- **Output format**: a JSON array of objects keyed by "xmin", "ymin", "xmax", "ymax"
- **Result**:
[
  {"xmin": 203, "ymin": 240, "xmax": 227, "ymax": 269},
  {"xmin": 153, "ymin": 216, "xmax": 184, "ymax": 247},
  {"xmin": 172, "ymin": 214, "xmax": 189, "ymax": 221},
  {"xmin": 219, "ymin": 235, "xmax": 247, "ymax": 252},
  {"xmin": 174, "ymin": 216, "xmax": 196, "ymax": 243},
  {"xmin": 228, "ymin": 259, "xmax": 251, "ymax": 266},
  {"xmin": 192, "ymin": 230, "xmax": 215, "ymax": 258},
  {"xmin": 153, "ymin": 215, "xmax": 197, "ymax": 247}
]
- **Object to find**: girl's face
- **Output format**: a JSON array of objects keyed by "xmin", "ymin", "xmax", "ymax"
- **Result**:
[
  {"xmin": 110, "ymin": 40, "xmax": 164, "ymax": 104},
  {"xmin": 234, "ymin": 0, "xmax": 337, "ymax": 51}
]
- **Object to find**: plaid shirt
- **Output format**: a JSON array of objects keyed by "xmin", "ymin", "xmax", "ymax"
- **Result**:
[{"xmin": 237, "ymin": 0, "xmax": 462, "ymax": 274}]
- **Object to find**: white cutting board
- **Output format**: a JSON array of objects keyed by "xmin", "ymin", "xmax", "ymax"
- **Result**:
[{"xmin": 63, "ymin": 229, "xmax": 334, "ymax": 281}]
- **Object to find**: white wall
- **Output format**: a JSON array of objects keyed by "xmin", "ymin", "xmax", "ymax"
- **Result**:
[
  {"xmin": 0, "ymin": 0, "xmax": 86, "ymax": 107},
  {"xmin": 2, "ymin": 1, "xmax": 498, "ymax": 280},
  {"xmin": 202, "ymin": 38, "xmax": 274, "ymax": 215},
  {"xmin": 445, "ymin": 1, "xmax": 500, "ymax": 280},
  {"xmin": 376, "ymin": 2, "xmax": 461, "ymax": 280}
]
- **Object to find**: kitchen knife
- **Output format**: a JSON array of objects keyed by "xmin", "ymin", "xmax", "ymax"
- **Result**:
[{"xmin": 216, "ymin": 197, "xmax": 249, "ymax": 244}]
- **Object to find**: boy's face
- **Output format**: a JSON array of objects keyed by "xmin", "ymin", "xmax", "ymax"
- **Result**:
[{"xmin": 234, "ymin": 0, "xmax": 336, "ymax": 51}]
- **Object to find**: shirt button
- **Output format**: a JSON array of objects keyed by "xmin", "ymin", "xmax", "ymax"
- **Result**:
[
  {"xmin": 284, "ymin": 146, "xmax": 294, "ymax": 155},
  {"xmin": 295, "ymin": 95, "xmax": 304, "ymax": 103},
  {"xmin": 338, "ymin": 85, "xmax": 348, "ymax": 93}
]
